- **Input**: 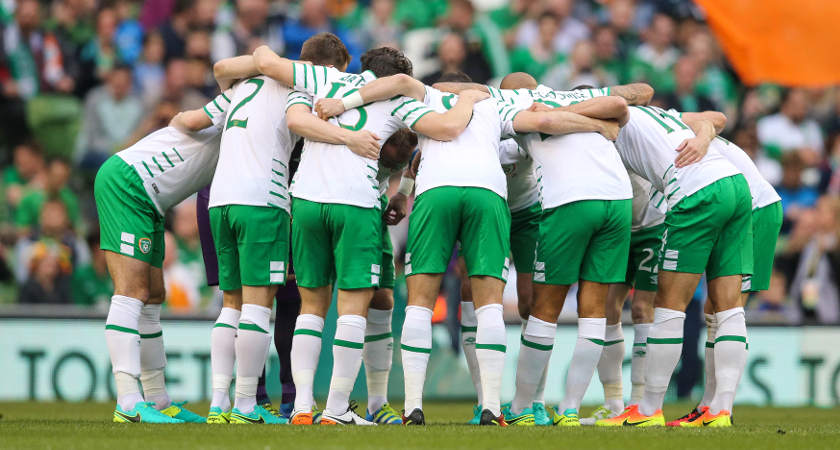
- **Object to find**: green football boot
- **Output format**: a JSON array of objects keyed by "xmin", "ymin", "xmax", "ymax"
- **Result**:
[
  {"xmin": 113, "ymin": 401, "xmax": 184, "ymax": 424},
  {"xmin": 467, "ymin": 404, "xmax": 482, "ymax": 425},
  {"xmin": 159, "ymin": 401, "xmax": 205, "ymax": 423},
  {"xmin": 206, "ymin": 407, "xmax": 231, "ymax": 424},
  {"xmin": 532, "ymin": 403, "xmax": 554, "ymax": 426},
  {"xmin": 229, "ymin": 405, "xmax": 289, "ymax": 424}
]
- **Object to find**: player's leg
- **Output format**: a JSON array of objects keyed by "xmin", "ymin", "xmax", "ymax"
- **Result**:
[
  {"xmin": 459, "ymin": 188, "xmax": 511, "ymax": 426},
  {"xmin": 96, "ymin": 156, "xmax": 180, "ymax": 423},
  {"xmin": 400, "ymin": 187, "xmax": 459, "ymax": 424},
  {"xmin": 227, "ymin": 206, "xmax": 289, "ymax": 424},
  {"xmin": 584, "ymin": 282, "xmax": 629, "ymax": 425},
  {"xmin": 289, "ymin": 198, "xmax": 334, "ymax": 424},
  {"xmin": 274, "ymin": 282, "xmax": 301, "ymax": 417},
  {"xmin": 209, "ymin": 290, "xmax": 241, "ymax": 422},
  {"xmin": 457, "ymin": 257, "xmax": 483, "ymax": 423},
  {"xmin": 320, "ymin": 203, "xmax": 382, "ymax": 425},
  {"xmin": 630, "ymin": 289, "xmax": 655, "ymax": 403},
  {"xmin": 364, "ymin": 288, "xmax": 401, "ymax": 424}
]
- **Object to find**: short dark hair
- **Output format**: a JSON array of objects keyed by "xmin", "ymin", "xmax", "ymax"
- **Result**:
[
  {"xmin": 437, "ymin": 71, "xmax": 472, "ymax": 83},
  {"xmin": 571, "ymin": 84, "xmax": 595, "ymax": 90},
  {"xmin": 381, "ymin": 128, "xmax": 418, "ymax": 170},
  {"xmin": 300, "ymin": 32, "xmax": 351, "ymax": 68},
  {"xmin": 361, "ymin": 47, "xmax": 413, "ymax": 77}
]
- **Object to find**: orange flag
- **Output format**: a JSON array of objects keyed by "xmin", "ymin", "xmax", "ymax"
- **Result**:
[{"xmin": 695, "ymin": 0, "xmax": 840, "ymax": 86}]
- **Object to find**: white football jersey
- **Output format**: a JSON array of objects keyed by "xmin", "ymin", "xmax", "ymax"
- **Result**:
[
  {"xmin": 628, "ymin": 169, "xmax": 666, "ymax": 231},
  {"xmin": 709, "ymin": 136, "xmax": 781, "ymax": 209},
  {"xmin": 209, "ymin": 76, "xmax": 298, "ymax": 212},
  {"xmin": 499, "ymin": 138, "xmax": 540, "ymax": 212},
  {"xmin": 117, "ymin": 92, "xmax": 230, "ymax": 215},
  {"xmin": 496, "ymin": 87, "xmax": 632, "ymax": 210},
  {"xmin": 288, "ymin": 63, "xmax": 432, "ymax": 208},
  {"xmin": 413, "ymin": 86, "xmax": 518, "ymax": 199},
  {"xmin": 615, "ymin": 106, "xmax": 739, "ymax": 209}
]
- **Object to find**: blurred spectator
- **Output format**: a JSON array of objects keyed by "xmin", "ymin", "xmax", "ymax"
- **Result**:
[
  {"xmin": 77, "ymin": 6, "xmax": 119, "ymax": 93},
  {"xmin": 420, "ymin": 33, "xmax": 468, "ymax": 85},
  {"xmin": 757, "ymin": 88, "xmax": 825, "ymax": 165},
  {"xmin": 657, "ymin": 56, "xmax": 715, "ymax": 112},
  {"xmin": 134, "ymin": 31, "xmax": 166, "ymax": 103},
  {"xmin": 158, "ymin": 0, "xmax": 194, "ymax": 61},
  {"xmin": 685, "ymin": 30, "xmax": 737, "ymax": 114},
  {"xmin": 591, "ymin": 25, "xmax": 622, "ymax": 86},
  {"xmin": 163, "ymin": 230, "xmax": 202, "ymax": 311},
  {"xmin": 780, "ymin": 196, "xmax": 840, "ymax": 324},
  {"xmin": 515, "ymin": 0, "xmax": 588, "ymax": 56},
  {"xmin": 283, "ymin": 0, "xmax": 361, "ymax": 72},
  {"xmin": 158, "ymin": 58, "xmax": 206, "ymax": 110},
  {"xmin": 439, "ymin": 0, "xmax": 501, "ymax": 83},
  {"xmin": 355, "ymin": 0, "xmax": 402, "ymax": 49},
  {"xmin": 776, "ymin": 152, "xmax": 819, "ymax": 232},
  {"xmin": 15, "ymin": 157, "xmax": 80, "ymax": 236},
  {"xmin": 16, "ymin": 200, "xmax": 76, "ymax": 304},
  {"xmin": 509, "ymin": 13, "xmax": 565, "ymax": 82},
  {"xmin": 71, "ymin": 231, "xmax": 112, "ymax": 307},
  {"xmin": 603, "ymin": 0, "xmax": 639, "ymax": 59},
  {"xmin": 113, "ymin": 0, "xmax": 144, "ymax": 65},
  {"xmin": 2, "ymin": 142, "xmax": 46, "ymax": 223},
  {"xmin": 212, "ymin": 0, "xmax": 283, "ymax": 62},
  {"xmin": 628, "ymin": 13, "xmax": 678, "ymax": 94},
  {"xmin": 0, "ymin": 0, "xmax": 75, "ymax": 100},
  {"xmin": 542, "ymin": 39, "xmax": 608, "ymax": 91},
  {"xmin": 75, "ymin": 64, "xmax": 143, "ymax": 169}
]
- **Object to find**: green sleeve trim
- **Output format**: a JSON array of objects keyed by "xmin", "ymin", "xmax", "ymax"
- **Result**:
[
  {"xmin": 141, "ymin": 161, "xmax": 155, "ymax": 178},
  {"xmin": 401, "ymin": 344, "xmax": 432, "ymax": 354},
  {"xmin": 239, "ymin": 322, "xmax": 268, "ymax": 334},
  {"xmin": 402, "ymin": 106, "xmax": 426, "ymax": 121},
  {"xmin": 172, "ymin": 148, "xmax": 184, "ymax": 162},
  {"xmin": 647, "ymin": 337, "xmax": 684, "ymax": 344},
  {"xmin": 475, "ymin": 343, "xmax": 507, "ymax": 353},
  {"xmin": 364, "ymin": 332, "xmax": 392, "ymax": 342},
  {"xmin": 161, "ymin": 152, "xmax": 174, "ymax": 168},
  {"xmin": 105, "ymin": 324, "xmax": 139, "ymax": 335},
  {"xmin": 409, "ymin": 110, "xmax": 432, "ymax": 129},
  {"xmin": 715, "ymin": 335, "xmax": 747, "ymax": 344},
  {"xmin": 140, "ymin": 330, "xmax": 163, "ymax": 339},
  {"xmin": 460, "ymin": 325, "xmax": 477, "ymax": 333},
  {"xmin": 666, "ymin": 186, "xmax": 681, "ymax": 200},
  {"xmin": 214, "ymin": 323, "xmax": 236, "ymax": 329},
  {"xmin": 212, "ymin": 99, "xmax": 222, "ymax": 113},
  {"xmin": 520, "ymin": 336, "xmax": 553, "ymax": 351},
  {"xmin": 334, "ymin": 339, "xmax": 364, "ymax": 349},
  {"xmin": 203, "ymin": 105, "xmax": 213, "ymax": 119},
  {"xmin": 221, "ymin": 93, "xmax": 231, "ymax": 102},
  {"xmin": 269, "ymin": 191, "xmax": 287, "ymax": 200},
  {"xmin": 391, "ymin": 99, "xmax": 416, "ymax": 116},
  {"xmin": 293, "ymin": 328, "xmax": 322, "ymax": 338},
  {"xmin": 151, "ymin": 156, "xmax": 165, "ymax": 173},
  {"xmin": 293, "ymin": 63, "xmax": 297, "ymax": 87}
]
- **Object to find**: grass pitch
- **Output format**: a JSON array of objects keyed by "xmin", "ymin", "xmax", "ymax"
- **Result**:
[{"xmin": 1, "ymin": 401, "xmax": 839, "ymax": 449}]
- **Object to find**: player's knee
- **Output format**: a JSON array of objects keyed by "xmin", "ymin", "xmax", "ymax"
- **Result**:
[
  {"xmin": 370, "ymin": 289, "xmax": 394, "ymax": 310},
  {"xmin": 630, "ymin": 301, "xmax": 649, "ymax": 323},
  {"xmin": 115, "ymin": 285, "xmax": 151, "ymax": 303}
]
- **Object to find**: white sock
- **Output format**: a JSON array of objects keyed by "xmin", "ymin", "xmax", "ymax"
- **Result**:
[
  {"xmin": 105, "ymin": 295, "xmax": 144, "ymax": 411},
  {"xmin": 598, "ymin": 323, "xmax": 625, "ymax": 413},
  {"xmin": 138, "ymin": 304, "xmax": 169, "ymax": 409},
  {"xmin": 211, "ymin": 307, "xmax": 240, "ymax": 411},
  {"xmin": 511, "ymin": 316, "xmax": 555, "ymax": 415},
  {"xmin": 699, "ymin": 313, "xmax": 717, "ymax": 409},
  {"xmin": 639, "ymin": 308, "xmax": 685, "ymax": 416},
  {"xmin": 364, "ymin": 308, "xmax": 393, "ymax": 414},
  {"xmin": 233, "ymin": 304, "xmax": 271, "ymax": 414},
  {"xmin": 460, "ymin": 301, "xmax": 482, "ymax": 403},
  {"xmin": 475, "ymin": 304, "xmax": 506, "ymax": 417},
  {"xmin": 292, "ymin": 314, "xmax": 324, "ymax": 413},
  {"xmin": 401, "ymin": 305, "xmax": 433, "ymax": 413},
  {"xmin": 710, "ymin": 307, "xmax": 747, "ymax": 414},
  {"xmin": 630, "ymin": 323, "xmax": 651, "ymax": 403},
  {"xmin": 325, "ymin": 314, "xmax": 367, "ymax": 416},
  {"xmin": 559, "ymin": 317, "xmax": 606, "ymax": 413}
]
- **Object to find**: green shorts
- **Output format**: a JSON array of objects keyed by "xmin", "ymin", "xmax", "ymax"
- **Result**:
[
  {"xmin": 534, "ymin": 199, "xmax": 632, "ymax": 285},
  {"xmin": 510, "ymin": 202, "xmax": 541, "ymax": 273},
  {"xmin": 291, "ymin": 197, "xmax": 382, "ymax": 289},
  {"xmin": 379, "ymin": 195, "xmax": 395, "ymax": 290},
  {"xmin": 744, "ymin": 201, "xmax": 783, "ymax": 292},
  {"xmin": 625, "ymin": 223, "xmax": 665, "ymax": 291},
  {"xmin": 406, "ymin": 186, "xmax": 511, "ymax": 281},
  {"xmin": 94, "ymin": 156, "xmax": 165, "ymax": 268},
  {"xmin": 209, "ymin": 205, "xmax": 290, "ymax": 291},
  {"xmin": 660, "ymin": 174, "xmax": 753, "ymax": 279}
]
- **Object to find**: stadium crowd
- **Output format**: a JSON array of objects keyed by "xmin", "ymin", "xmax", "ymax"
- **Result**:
[{"xmin": 0, "ymin": 0, "xmax": 838, "ymax": 324}]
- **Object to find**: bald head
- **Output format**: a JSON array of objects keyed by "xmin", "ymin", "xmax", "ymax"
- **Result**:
[{"xmin": 500, "ymin": 72, "xmax": 538, "ymax": 90}]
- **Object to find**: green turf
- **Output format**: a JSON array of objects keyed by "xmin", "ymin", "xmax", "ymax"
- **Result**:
[{"xmin": 1, "ymin": 401, "xmax": 839, "ymax": 449}]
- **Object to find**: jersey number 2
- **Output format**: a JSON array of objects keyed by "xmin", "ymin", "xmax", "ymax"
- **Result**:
[{"xmin": 226, "ymin": 78, "xmax": 264, "ymax": 130}]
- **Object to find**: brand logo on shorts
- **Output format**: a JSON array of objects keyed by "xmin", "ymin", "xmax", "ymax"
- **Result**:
[{"xmin": 138, "ymin": 238, "xmax": 152, "ymax": 254}]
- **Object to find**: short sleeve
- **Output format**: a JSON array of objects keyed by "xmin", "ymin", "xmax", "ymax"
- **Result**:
[
  {"xmin": 203, "ymin": 90, "xmax": 232, "ymax": 129},
  {"xmin": 286, "ymin": 89, "xmax": 313, "ymax": 111},
  {"xmin": 497, "ymin": 98, "xmax": 531, "ymax": 138},
  {"xmin": 391, "ymin": 96, "xmax": 434, "ymax": 129},
  {"xmin": 291, "ymin": 62, "xmax": 331, "ymax": 96},
  {"xmin": 498, "ymin": 139, "xmax": 527, "ymax": 165}
]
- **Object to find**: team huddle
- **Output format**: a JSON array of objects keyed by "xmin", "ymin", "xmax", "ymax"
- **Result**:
[{"xmin": 94, "ymin": 32, "xmax": 781, "ymax": 428}]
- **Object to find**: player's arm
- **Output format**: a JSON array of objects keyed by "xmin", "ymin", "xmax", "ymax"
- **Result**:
[
  {"xmin": 314, "ymin": 73, "xmax": 427, "ymax": 119},
  {"xmin": 555, "ymin": 96, "xmax": 629, "ymax": 125},
  {"xmin": 410, "ymin": 89, "xmax": 489, "ymax": 141},
  {"xmin": 213, "ymin": 56, "xmax": 259, "ymax": 90},
  {"xmin": 607, "ymin": 83, "xmax": 654, "ymax": 106},
  {"xmin": 431, "ymin": 82, "xmax": 489, "ymax": 94},
  {"xmin": 673, "ymin": 111, "xmax": 720, "ymax": 168},
  {"xmin": 385, "ymin": 151, "xmax": 421, "ymax": 225},
  {"xmin": 681, "ymin": 111, "xmax": 727, "ymax": 134},
  {"xmin": 170, "ymin": 109, "xmax": 213, "ymax": 132},
  {"xmin": 286, "ymin": 104, "xmax": 381, "ymax": 159},
  {"xmin": 512, "ymin": 110, "xmax": 621, "ymax": 141}
]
